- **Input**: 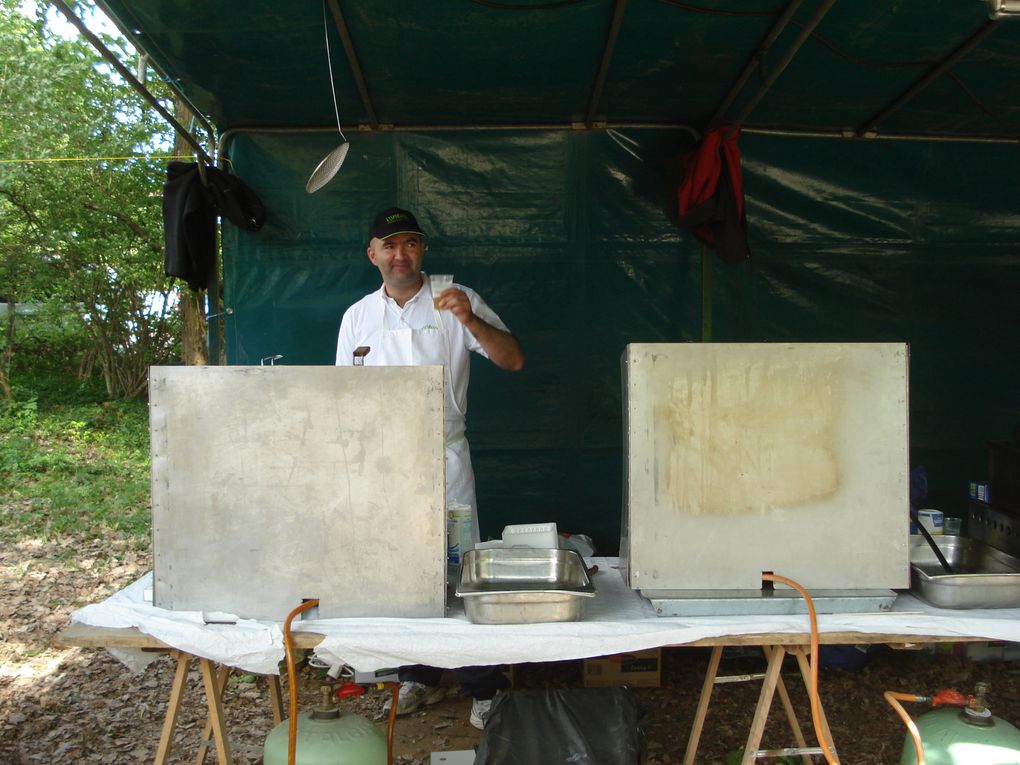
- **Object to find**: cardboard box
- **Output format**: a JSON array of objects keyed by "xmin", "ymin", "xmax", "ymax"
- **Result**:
[{"xmin": 583, "ymin": 649, "xmax": 661, "ymax": 688}]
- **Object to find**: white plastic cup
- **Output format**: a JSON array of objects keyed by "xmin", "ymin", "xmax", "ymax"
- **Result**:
[
  {"xmin": 447, "ymin": 503, "xmax": 472, "ymax": 564},
  {"xmin": 430, "ymin": 274, "xmax": 453, "ymax": 309},
  {"xmin": 917, "ymin": 509, "xmax": 944, "ymax": 535}
]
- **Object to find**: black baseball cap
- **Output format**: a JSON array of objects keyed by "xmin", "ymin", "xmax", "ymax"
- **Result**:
[{"xmin": 368, "ymin": 207, "xmax": 426, "ymax": 242}]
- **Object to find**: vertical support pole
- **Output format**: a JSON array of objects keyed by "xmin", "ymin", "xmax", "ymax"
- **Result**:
[{"xmin": 701, "ymin": 246, "xmax": 713, "ymax": 341}]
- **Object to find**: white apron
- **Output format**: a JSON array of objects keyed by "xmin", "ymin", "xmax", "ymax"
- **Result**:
[{"xmin": 374, "ymin": 284, "xmax": 480, "ymax": 543}]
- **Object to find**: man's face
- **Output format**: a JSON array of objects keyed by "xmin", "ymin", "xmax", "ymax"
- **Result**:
[{"xmin": 366, "ymin": 233, "xmax": 425, "ymax": 292}]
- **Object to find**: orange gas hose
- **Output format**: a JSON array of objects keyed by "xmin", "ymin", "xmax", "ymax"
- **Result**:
[
  {"xmin": 884, "ymin": 691, "xmax": 927, "ymax": 765},
  {"xmin": 283, "ymin": 599, "xmax": 319, "ymax": 765},
  {"xmin": 761, "ymin": 573, "xmax": 840, "ymax": 765},
  {"xmin": 385, "ymin": 682, "xmax": 399, "ymax": 764}
]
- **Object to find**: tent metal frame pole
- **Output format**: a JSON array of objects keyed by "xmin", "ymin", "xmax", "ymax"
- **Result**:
[
  {"xmin": 326, "ymin": 0, "xmax": 379, "ymax": 130},
  {"xmin": 744, "ymin": 126, "xmax": 1019, "ymax": 144},
  {"xmin": 700, "ymin": 246, "xmax": 713, "ymax": 343},
  {"xmin": 585, "ymin": 0, "xmax": 628, "ymax": 127},
  {"xmin": 92, "ymin": 0, "xmax": 215, "ymax": 143},
  {"xmin": 51, "ymin": 0, "xmax": 214, "ymax": 165},
  {"xmin": 707, "ymin": 0, "xmax": 805, "ymax": 129},
  {"xmin": 855, "ymin": 20, "xmax": 1002, "ymax": 136},
  {"xmin": 217, "ymin": 124, "xmax": 1018, "ymax": 160},
  {"xmin": 728, "ymin": 0, "xmax": 838, "ymax": 134}
]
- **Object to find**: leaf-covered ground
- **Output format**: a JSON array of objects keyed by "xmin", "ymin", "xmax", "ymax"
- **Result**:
[{"xmin": 4, "ymin": 532, "xmax": 1020, "ymax": 764}]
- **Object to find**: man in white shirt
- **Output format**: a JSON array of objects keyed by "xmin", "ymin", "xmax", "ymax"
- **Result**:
[{"xmin": 335, "ymin": 207, "xmax": 524, "ymax": 728}]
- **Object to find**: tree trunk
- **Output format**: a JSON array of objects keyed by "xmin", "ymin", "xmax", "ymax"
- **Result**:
[
  {"xmin": 0, "ymin": 296, "xmax": 15, "ymax": 400},
  {"xmin": 180, "ymin": 290, "xmax": 208, "ymax": 366},
  {"xmin": 174, "ymin": 96, "xmax": 210, "ymax": 366}
]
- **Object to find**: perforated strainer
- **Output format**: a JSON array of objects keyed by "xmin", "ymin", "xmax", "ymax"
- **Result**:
[{"xmin": 306, "ymin": 0, "xmax": 349, "ymax": 194}]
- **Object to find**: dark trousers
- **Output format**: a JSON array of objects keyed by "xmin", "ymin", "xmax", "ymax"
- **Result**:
[{"xmin": 398, "ymin": 664, "xmax": 509, "ymax": 700}]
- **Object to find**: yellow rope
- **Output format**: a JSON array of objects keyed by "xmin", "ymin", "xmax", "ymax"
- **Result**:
[{"xmin": 0, "ymin": 154, "xmax": 207, "ymax": 164}]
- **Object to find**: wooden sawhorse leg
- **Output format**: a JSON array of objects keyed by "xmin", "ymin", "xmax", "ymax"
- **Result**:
[
  {"xmin": 151, "ymin": 652, "xmax": 234, "ymax": 765},
  {"xmin": 267, "ymin": 677, "xmax": 283, "ymax": 726},
  {"xmin": 789, "ymin": 646, "xmax": 836, "ymax": 755},
  {"xmin": 683, "ymin": 645, "xmax": 723, "ymax": 765},
  {"xmin": 741, "ymin": 645, "xmax": 836, "ymax": 765},
  {"xmin": 684, "ymin": 645, "xmax": 835, "ymax": 765},
  {"xmin": 757, "ymin": 646, "xmax": 812, "ymax": 765},
  {"xmin": 155, "ymin": 651, "xmax": 190, "ymax": 765},
  {"xmin": 197, "ymin": 658, "xmax": 234, "ymax": 765},
  {"xmin": 196, "ymin": 664, "xmax": 232, "ymax": 765}
]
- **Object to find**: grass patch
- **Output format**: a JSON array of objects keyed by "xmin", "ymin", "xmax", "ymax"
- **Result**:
[{"xmin": 0, "ymin": 340, "xmax": 151, "ymax": 544}]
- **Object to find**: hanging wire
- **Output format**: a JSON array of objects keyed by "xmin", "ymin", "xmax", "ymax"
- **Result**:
[
  {"xmin": 788, "ymin": 19, "xmax": 933, "ymax": 70},
  {"xmin": 323, "ymin": 0, "xmax": 347, "ymax": 142},
  {"xmin": 945, "ymin": 70, "xmax": 1015, "ymax": 130}
]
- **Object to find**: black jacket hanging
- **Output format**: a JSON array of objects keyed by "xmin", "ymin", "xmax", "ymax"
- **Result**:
[{"xmin": 162, "ymin": 162, "xmax": 266, "ymax": 291}]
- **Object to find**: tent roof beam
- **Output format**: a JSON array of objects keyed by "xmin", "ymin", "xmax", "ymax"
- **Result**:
[
  {"xmin": 856, "ymin": 20, "xmax": 1002, "ymax": 136},
  {"xmin": 708, "ymin": 0, "xmax": 805, "ymax": 129},
  {"xmin": 326, "ymin": 0, "xmax": 379, "ymax": 130}
]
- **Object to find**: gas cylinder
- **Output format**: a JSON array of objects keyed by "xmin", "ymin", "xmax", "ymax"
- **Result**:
[
  {"xmin": 263, "ymin": 686, "xmax": 387, "ymax": 765},
  {"xmin": 900, "ymin": 685, "xmax": 1020, "ymax": 765}
]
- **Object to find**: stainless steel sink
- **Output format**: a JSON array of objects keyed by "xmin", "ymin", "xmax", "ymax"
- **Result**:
[
  {"xmin": 456, "ymin": 548, "xmax": 596, "ymax": 624},
  {"xmin": 910, "ymin": 535, "xmax": 1020, "ymax": 609}
]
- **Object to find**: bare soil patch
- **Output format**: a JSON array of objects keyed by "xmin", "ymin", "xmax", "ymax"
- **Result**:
[{"xmin": 3, "ymin": 533, "xmax": 1020, "ymax": 764}]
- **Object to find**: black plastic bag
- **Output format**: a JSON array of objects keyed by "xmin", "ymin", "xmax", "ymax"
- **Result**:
[{"xmin": 475, "ymin": 687, "xmax": 643, "ymax": 765}]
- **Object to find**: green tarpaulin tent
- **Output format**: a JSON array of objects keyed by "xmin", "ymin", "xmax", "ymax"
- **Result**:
[{"xmin": 87, "ymin": 0, "xmax": 1020, "ymax": 550}]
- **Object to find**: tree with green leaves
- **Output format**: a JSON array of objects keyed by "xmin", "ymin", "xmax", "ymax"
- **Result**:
[{"xmin": 0, "ymin": 0, "xmax": 179, "ymax": 399}]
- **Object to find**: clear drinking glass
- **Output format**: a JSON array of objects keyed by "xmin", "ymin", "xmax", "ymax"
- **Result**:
[{"xmin": 430, "ymin": 274, "xmax": 453, "ymax": 308}]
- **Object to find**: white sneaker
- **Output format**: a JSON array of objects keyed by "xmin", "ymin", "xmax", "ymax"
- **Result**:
[
  {"xmin": 382, "ymin": 681, "xmax": 445, "ymax": 716},
  {"xmin": 469, "ymin": 696, "xmax": 495, "ymax": 730}
]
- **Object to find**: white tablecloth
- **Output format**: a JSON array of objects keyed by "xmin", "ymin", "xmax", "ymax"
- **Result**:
[{"xmin": 72, "ymin": 559, "xmax": 1020, "ymax": 676}]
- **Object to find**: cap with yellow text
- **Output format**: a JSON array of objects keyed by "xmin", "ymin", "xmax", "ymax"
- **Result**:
[{"xmin": 368, "ymin": 207, "xmax": 425, "ymax": 242}]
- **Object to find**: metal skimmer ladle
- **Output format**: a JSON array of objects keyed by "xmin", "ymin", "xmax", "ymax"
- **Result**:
[{"xmin": 306, "ymin": 0, "xmax": 349, "ymax": 194}]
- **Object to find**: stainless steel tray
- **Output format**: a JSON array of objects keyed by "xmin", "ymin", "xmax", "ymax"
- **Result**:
[
  {"xmin": 456, "ymin": 548, "xmax": 596, "ymax": 624},
  {"xmin": 910, "ymin": 535, "xmax": 1020, "ymax": 609}
]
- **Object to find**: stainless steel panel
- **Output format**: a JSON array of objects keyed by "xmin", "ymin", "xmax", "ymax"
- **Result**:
[
  {"xmin": 968, "ymin": 503, "xmax": 1020, "ymax": 558},
  {"xmin": 456, "ymin": 548, "xmax": 595, "ymax": 624},
  {"xmin": 622, "ymin": 343, "xmax": 910, "ymax": 593},
  {"xmin": 648, "ymin": 590, "xmax": 897, "ymax": 616},
  {"xmin": 150, "ymin": 365, "xmax": 446, "ymax": 620},
  {"xmin": 910, "ymin": 535, "xmax": 1020, "ymax": 609}
]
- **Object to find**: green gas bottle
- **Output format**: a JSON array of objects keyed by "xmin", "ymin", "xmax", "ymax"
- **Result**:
[
  {"xmin": 263, "ymin": 686, "xmax": 387, "ymax": 765},
  {"xmin": 900, "ymin": 685, "xmax": 1020, "ymax": 765}
]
